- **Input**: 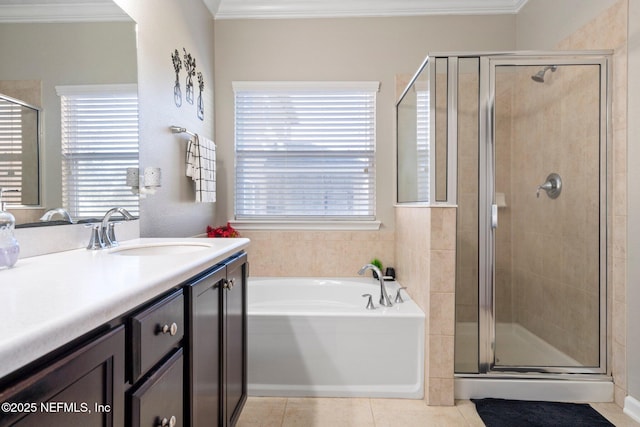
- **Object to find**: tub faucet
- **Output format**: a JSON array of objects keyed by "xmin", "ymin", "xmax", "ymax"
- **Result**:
[
  {"xmin": 100, "ymin": 207, "xmax": 134, "ymax": 248},
  {"xmin": 358, "ymin": 264, "xmax": 393, "ymax": 307}
]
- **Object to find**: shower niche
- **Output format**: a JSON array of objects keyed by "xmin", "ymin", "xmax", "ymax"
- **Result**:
[{"xmin": 397, "ymin": 52, "xmax": 611, "ymax": 379}]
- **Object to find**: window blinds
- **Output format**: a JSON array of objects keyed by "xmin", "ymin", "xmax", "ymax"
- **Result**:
[
  {"xmin": 233, "ymin": 82, "xmax": 378, "ymax": 221},
  {"xmin": 57, "ymin": 84, "xmax": 139, "ymax": 218}
]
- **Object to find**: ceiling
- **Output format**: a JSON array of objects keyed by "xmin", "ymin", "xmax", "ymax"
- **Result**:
[{"xmin": 0, "ymin": 0, "xmax": 529, "ymax": 23}]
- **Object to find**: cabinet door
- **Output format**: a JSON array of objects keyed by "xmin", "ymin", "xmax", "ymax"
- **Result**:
[
  {"xmin": 0, "ymin": 326, "xmax": 125, "ymax": 427},
  {"xmin": 223, "ymin": 254, "xmax": 247, "ymax": 427},
  {"xmin": 186, "ymin": 265, "xmax": 225, "ymax": 427},
  {"xmin": 129, "ymin": 349, "xmax": 183, "ymax": 427}
]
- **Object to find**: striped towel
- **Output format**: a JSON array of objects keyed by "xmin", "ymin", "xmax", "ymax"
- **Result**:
[{"xmin": 186, "ymin": 134, "xmax": 216, "ymax": 203}]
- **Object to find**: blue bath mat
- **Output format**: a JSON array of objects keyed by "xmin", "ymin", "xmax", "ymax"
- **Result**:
[{"xmin": 471, "ymin": 398, "xmax": 614, "ymax": 427}]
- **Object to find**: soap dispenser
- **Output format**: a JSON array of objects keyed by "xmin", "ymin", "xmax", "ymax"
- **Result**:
[{"xmin": 0, "ymin": 189, "xmax": 19, "ymax": 269}]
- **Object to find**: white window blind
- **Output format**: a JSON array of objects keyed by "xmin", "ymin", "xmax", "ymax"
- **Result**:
[
  {"xmin": 57, "ymin": 84, "xmax": 139, "ymax": 218},
  {"xmin": 233, "ymin": 81, "xmax": 378, "ymax": 221},
  {"xmin": 416, "ymin": 88, "xmax": 430, "ymax": 202}
]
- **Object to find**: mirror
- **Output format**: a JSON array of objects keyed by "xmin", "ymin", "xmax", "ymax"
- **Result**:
[{"xmin": 0, "ymin": 1, "xmax": 138, "ymax": 226}]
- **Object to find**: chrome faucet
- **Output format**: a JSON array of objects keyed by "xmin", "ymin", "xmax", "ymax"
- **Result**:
[
  {"xmin": 358, "ymin": 264, "xmax": 393, "ymax": 307},
  {"xmin": 40, "ymin": 208, "xmax": 73, "ymax": 223},
  {"xmin": 87, "ymin": 207, "xmax": 135, "ymax": 249},
  {"xmin": 100, "ymin": 207, "xmax": 134, "ymax": 248}
]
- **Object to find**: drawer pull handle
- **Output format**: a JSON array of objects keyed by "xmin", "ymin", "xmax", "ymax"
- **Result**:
[
  {"xmin": 157, "ymin": 416, "xmax": 177, "ymax": 427},
  {"xmin": 160, "ymin": 322, "xmax": 178, "ymax": 336}
]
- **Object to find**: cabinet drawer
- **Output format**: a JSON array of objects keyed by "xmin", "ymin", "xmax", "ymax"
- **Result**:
[
  {"xmin": 130, "ymin": 349, "xmax": 183, "ymax": 427},
  {"xmin": 130, "ymin": 290, "xmax": 183, "ymax": 382}
]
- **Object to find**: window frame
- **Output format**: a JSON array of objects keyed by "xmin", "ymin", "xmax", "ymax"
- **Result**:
[{"xmin": 232, "ymin": 81, "xmax": 380, "ymax": 231}]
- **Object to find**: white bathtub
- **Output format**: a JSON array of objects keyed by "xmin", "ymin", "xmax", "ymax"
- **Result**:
[{"xmin": 247, "ymin": 277, "xmax": 425, "ymax": 398}]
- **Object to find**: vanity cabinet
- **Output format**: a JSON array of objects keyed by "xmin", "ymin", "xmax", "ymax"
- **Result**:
[
  {"xmin": 0, "ymin": 250, "xmax": 248, "ymax": 427},
  {"xmin": 127, "ymin": 289, "xmax": 185, "ymax": 427},
  {"xmin": 185, "ymin": 252, "xmax": 247, "ymax": 427},
  {"xmin": 0, "ymin": 326, "xmax": 125, "ymax": 427}
]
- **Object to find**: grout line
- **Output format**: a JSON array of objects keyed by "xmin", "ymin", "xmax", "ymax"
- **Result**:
[{"xmin": 279, "ymin": 398, "xmax": 289, "ymax": 427}]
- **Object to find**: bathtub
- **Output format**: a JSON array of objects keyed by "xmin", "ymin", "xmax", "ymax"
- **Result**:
[{"xmin": 247, "ymin": 277, "xmax": 425, "ymax": 399}]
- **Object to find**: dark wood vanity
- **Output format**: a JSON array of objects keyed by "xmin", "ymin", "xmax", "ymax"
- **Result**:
[{"xmin": 0, "ymin": 251, "xmax": 248, "ymax": 427}]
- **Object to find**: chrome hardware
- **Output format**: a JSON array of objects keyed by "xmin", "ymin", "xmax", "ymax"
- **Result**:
[
  {"xmin": 157, "ymin": 416, "xmax": 177, "ymax": 427},
  {"xmin": 536, "ymin": 173, "xmax": 562, "ymax": 199},
  {"xmin": 223, "ymin": 278, "xmax": 236, "ymax": 290},
  {"xmin": 160, "ymin": 322, "xmax": 178, "ymax": 336},
  {"xmin": 39, "ymin": 208, "xmax": 73, "ymax": 223},
  {"xmin": 358, "ymin": 264, "xmax": 393, "ymax": 307},
  {"xmin": 85, "ymin": 223, "xmax": 104, "ymax": 250},
  {"xmin": 491, "ymin": 204, "xmax": 498, "ymax": 229},
  {"xmin": 87, "ymin": 207, "xmax": 134, "ymax": 250},
  {"xmin": 394, "ymin": 287, "xmax": 408, "ymax": 304},
  {"xmin": 361, "ymin": 293, "xmax": 376, "ymax": 310}
]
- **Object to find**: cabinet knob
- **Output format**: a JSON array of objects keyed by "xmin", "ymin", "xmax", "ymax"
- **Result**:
[
  {"xmin": 223, "ymin": 278, "xmax": 236, "ymax": 290},
  {"xmin": 157, "ymin": 416, "xmax": 177, "ymax": 427},
  {"xmin": 160, "ymin": 322, "xmax": 178, "ymax": 336}
]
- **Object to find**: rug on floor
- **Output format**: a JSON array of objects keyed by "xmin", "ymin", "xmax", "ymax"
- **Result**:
[{"xmin": 471, "ymin": 398, "xmax": 614, "ymax": 427}]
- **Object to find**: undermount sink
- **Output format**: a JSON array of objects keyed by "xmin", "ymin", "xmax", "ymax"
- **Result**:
[{"xmin": 109, "ymin": 242, "xmax": 214, "ymax": 256}]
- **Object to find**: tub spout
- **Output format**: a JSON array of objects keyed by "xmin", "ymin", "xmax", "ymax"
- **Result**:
[{"xmin": 358, "ymin": 264, "xmax": 393, "ymax": 307}]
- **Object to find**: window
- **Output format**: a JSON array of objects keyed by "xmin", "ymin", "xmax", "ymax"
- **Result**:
[
  {"xmin": 233, "ymin": 81, "xmax": 379, "ymax": 226},
  {"xmin": 57, "ymin": 84, "xmax": 139, "ymax": 218}
]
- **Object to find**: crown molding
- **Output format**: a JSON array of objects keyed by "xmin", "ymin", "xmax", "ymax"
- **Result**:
[
  {"xmin": 0, "ymin": 3, "xmax": 130, "ymax": 23},
  {"xmin": 212, "ymin": 0, "xmax": 529, "ymax": 20}
]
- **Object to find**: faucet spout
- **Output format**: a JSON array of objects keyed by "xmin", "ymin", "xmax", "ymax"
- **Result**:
[
  {"xmin": 40, "ymin": 208, "xmax": 73, "ymax": 223},
  {"xmin": 358, "ymin": 263, "xmax": 393, "ymax": 307},
  {"xmin": 100, "ymin": 207, "xmax": 134, "ymax": 248}
]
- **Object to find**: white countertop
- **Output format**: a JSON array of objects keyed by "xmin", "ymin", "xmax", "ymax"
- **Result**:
[{"xmin": 0, "ymin": 237, "xmax": 250, "ymax": 379}]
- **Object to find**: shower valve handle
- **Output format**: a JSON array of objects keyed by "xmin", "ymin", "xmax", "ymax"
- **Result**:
[{"xmin": 536, "ymin": 173, "xmax": 562, "ymax": 199}]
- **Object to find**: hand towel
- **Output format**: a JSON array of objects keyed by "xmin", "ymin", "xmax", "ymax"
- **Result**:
[{"xmin": 186, "ymin": 134, "xmax": 216, "ymax": 203}]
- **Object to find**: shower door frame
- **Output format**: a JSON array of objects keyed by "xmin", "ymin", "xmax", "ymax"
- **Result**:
[{"xmin": 478, "ymin": 52, "xmax": 612, "ymax": 376}]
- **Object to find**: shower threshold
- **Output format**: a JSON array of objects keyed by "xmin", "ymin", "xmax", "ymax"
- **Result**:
[{"xmin": 454, "ymin": 322, "xmax": 613, "ymax": 402}]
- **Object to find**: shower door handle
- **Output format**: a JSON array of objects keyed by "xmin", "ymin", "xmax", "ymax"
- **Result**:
[{"xmin": 491, "ymin": 204, "xmax": 498, "ymax": 229}]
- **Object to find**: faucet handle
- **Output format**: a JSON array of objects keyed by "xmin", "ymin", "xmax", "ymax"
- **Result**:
[
  {"xmin": 85, "ymin": 223, "xmax": 104, "ymax": 250},
  {"xmin": 361, "ymin": 294, "xmax": 376, "ymax": 310},
  {"xmin": 106, "ymin": 222, "xmax": 121, "ymax": 247},
  {"xmin": 394, "ymin": 287, "xmax": 408, "ymax": 303}
]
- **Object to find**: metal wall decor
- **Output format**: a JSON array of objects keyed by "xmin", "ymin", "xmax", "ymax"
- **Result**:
[
  {"xmin": 171, "ymin": 49, "xmax": 182, "ymax": 107},
  {"xmin": 170, "ymin": 47, "xmax": 205, "ymax": 121}
]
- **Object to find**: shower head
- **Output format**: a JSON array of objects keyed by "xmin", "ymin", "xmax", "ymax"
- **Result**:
[{"xmin": 531, "ymin": 65, "xmax": 557, "ymax": 83}]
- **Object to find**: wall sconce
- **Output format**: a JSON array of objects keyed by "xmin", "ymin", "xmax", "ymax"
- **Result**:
[{"xmin": 127, "ymin": 167, "xmax": 161, "ymax": 198}]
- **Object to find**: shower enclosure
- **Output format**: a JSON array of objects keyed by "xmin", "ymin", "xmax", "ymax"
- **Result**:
[{"xmin": 397, "ymin": 51, "xmax": 612, "ymax": 395}]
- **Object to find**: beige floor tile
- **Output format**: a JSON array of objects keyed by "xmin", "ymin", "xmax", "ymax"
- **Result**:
[
  {"xmin": 370, "ymin": 398, "xmax": 468, "ymax": 427},
  {"xmin": 591, "ymin": 402, "xmax": 640, "ymax": 427},
  {"xmin": 282, "ymin": 397, "xmax": 375, "ymax": 427},
  {"xmin": 455, "ymin": 400, "xmax": 486, "ymax": 427},
  {"xmin": 237, "ymin": 397, "xmax": 287, "ymax": 427}
]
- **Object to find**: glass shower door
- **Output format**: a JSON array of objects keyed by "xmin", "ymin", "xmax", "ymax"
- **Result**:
[{"xmin": 489, "ymin": 59, "xmax": 607, "ymax": 371}]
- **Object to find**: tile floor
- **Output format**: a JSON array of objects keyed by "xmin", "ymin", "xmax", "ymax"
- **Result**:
[{"xmin": 237, "ymin": 397, "xmax": 640, "ymax": 427}]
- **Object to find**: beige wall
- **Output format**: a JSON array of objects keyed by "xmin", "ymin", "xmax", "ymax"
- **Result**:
[
  {"xmin": 213, "ymin": 14, "xmax": 515, "ymax": 271},
  {"xmin": 115, "ymin": 0, "xmax": 218, "ymax": 237}
]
